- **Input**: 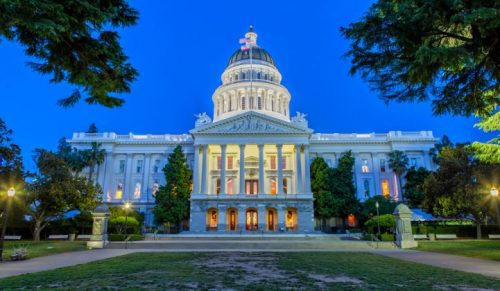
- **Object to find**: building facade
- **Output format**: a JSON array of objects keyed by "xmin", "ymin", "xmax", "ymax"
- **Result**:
[{"xmin": 68, "ymin": 28, "xmax": 437, "ymax": 232}]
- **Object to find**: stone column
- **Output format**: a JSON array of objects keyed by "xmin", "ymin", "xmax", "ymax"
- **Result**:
[
  {"xmin": 124, "ymin": 154, "xmax": 133, "ymax": 201},
  {"xmin": 102, "ymin": 152, "xmax": 114, "ymax": 201},
  {"xmin": 258, "ymin": 144, "xmax": 265, "ymax": 194},
  {"xmin": 192, "ymin": 146, "xmax": 200, "ymax": 194},
  {"xmin": 277, "ymin": 144, "xmax": 283, "ymax": 194},
  {"xmin": 142, "ymin": 154, "xmax": 151, "ymax": 202},
  {"xmin": 295, "ymin": 145, "xmax": 303, "ymax": 194},
  {"xmin": 394, "ymin": 204, "xmax": 418, "ymax": 248},
  {"xmin": 201, "ymin": 145, "xmax": 208, "ymax": 194},
  {"xmin": 238, "ymin": 207, "xmax": 246, "ymax": 232},
  {"xmin": 239, "ymin": 144, "xmax": 245, "ymax": 194},
  {"xmin": 304, "ymin": 145, "xmax": 312, "ymax": 193},
  {"xmin": 87, "ymin": 204, "xmax": 110, "ymax": 249},
  {"xmin": 218, "ymin": 205, "xmax": 227, "ymax": 232},
  {"xmin": 220, "ymin": 144, "xmax": 227, "ymax": 195},
  {"xmin": 277, "ymin": 206, "xmax": 286, "ymax": 231},
  {"xmin": 258, "ymin": 205, "xmax": 266, "ymax": 231}
]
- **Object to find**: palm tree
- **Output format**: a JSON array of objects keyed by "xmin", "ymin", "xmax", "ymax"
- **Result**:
[
  {"xmin": 388, "ymin": 150, "xmax": 409, "ymax": 201},
  {"xmin": 85, "ymin": 142, "xmax": 106, "ymax": 185}
]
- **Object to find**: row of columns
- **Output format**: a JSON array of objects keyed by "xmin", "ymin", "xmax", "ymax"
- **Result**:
[{"xmin": 192, "ymin": 144, "xmax": 312, "ymax": 195}]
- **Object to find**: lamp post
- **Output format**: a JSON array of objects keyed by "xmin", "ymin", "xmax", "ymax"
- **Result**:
[
  {"xmin": 375, "ymin": 201, "xmax": 381, "ymax": 240},
  {"xmin": 491, "ymin": 187, "xmax": 500, "ymax": 230},
  {"xmin": 0, "ymin": 187, "xmax": 16, "ymax": 262},
  {"xmin": 124, "ymin": 202, "xmax": 131, "ymax": 249}
]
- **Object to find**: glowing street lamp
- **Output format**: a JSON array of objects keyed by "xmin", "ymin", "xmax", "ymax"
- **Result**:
[
  {"xmin": 124, "ymin": 202, "xmax": 131, "ymax": 249},
  {"xmin": 0, "ymin": 187, "xmax": 16, "ymax": 262},
  {"xmin": 491, "ymin": 187, "xmax": 500, "ymax": 230},
  {"xmin": 375, "ymin": 201, "xmax": 381, "ymax": 240}
]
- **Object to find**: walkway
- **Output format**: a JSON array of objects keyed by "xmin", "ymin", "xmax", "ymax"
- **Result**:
[{"xmin": 1, "ymin": 245, "xmax": 500, "ymax": 280}]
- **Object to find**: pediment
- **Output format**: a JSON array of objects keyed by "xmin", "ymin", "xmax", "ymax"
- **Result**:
[{"xmin": 190, "ymin": 111, "xmax": 312, "ymax": 135}]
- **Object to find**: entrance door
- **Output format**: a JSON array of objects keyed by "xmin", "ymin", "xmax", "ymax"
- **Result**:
[
  {"xmin": 229, "ymin": 210, "xmax": 237, "ymax": 231},
  {"xmin": 268, "ymin": 210, "xmax": 275, "ymax": 231},
  {"xmin": 245, "ymin": 180, "xmax": 258, "ymax": 195},
  {"xmin": 246, "ymin": 209, "xmax": 258, "ymax": 231}
]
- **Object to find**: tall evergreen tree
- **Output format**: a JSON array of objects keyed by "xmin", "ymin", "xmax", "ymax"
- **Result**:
[
  {"xmin": 310, "ymin": 157, "xmax": 334, "ymax": 230},
  {"xmin": 388, "ymin": 150, "xmax": 409, "ymax": 201},
  {"xmin": 154, "ymin": 145, "xmax": 192, "ymax": 231},
  {"xmin": 330, "ymin": 151, "xmax": 359, "ymax": 228},
  {"xmin": 83, "ymin": 142, "xmax": 106, "ymax": 185},
  {"xmin": 0, "ymin": 1, "xmax": 139, "ymax": 107}
]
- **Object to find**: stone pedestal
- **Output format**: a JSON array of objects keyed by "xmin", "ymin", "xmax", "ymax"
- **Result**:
[
  {"xmin": 394, "ymin": 204, "xmax": 418, "ymax": 248},
  {"xmin": 87, "ymin": 204, "xmax": 110, "ymax": 249}
]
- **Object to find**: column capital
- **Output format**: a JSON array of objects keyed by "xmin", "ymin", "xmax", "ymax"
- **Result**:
[
  {"xmin": 220, "ymin": 144, "xmax": 227, "ymax": 150},
  {"xmin": 239, "ymin": 144, "xmax": 246, "ymax": 149},
  {"xmin": 276, "ymin": 144, "xmax": 283, "ymax": 149},
  {"xmin": 258, "ymin": 144, "xmax": 265, "ymax": 148}
]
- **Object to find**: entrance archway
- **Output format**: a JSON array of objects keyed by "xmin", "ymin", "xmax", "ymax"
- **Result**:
[
  {"xmin": 227, "ymin": 208, "xmax": 238, "ymax": 231},
  {"xmin": 246, "ymin": 209, "xmax": 258, "ymax": 231},
  {"xmin": 206, "ymin": 208, "xmax": 218, "ymax": 231},
  {"xmin": 286, "ymin": 208, "xmax": 298, "ymax": 231},
  {"xmin": 267, "ymin": 208, "xmax": 277, "ymax": 231}
]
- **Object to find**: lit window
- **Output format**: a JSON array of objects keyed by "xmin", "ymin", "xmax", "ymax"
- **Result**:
[
  {"xmin": 152, "ymin": 181, "xmax": 159, "ymax": 196},
  {"xmin": 217, "ymin": 156, "xmax": 221, "ymax": 170},
  {"xmin": 347, "ymin": 214, "xmax": 356, "ymax": 227},
  {"xmin": 134, "ymin": 182, "xmax": 141, "ymax": 199},
  {"xmin": 119, "ymin": 160, "xmax": 125, "ymax": 174},
  {"xmin": 136, "ymin": 160, "xmax": 143, "ymax": 173},
  {"xmin": 227, "ymin": 156, "xmax": 233, "ymax": 170},
  {"xmin": 381, "ymin": 179, "xmax": 390, "ymax": 197},
  {"xmin": 380, "ymin": 159, "xmax": 386, "ymax": 172},
  {"xmin": 363, "ymin": 179, "xmax": 370, "ymax": 198},
  {"xmin": 115, "ymin": 183, "xmax": 123, "ymax": 199},
  {"xmin": 153, "ymin": 159, "xmax": 161, "ymax": 173},
  {"xmin": 216, "ymin": 178, "xmax": 221, "ymax": 194},
  {"xmin": 361, "ymin": 159, "xmax": 369, "ymax": 173},
  {"xmin": 270, "ymin": 178, "xmax": 277, "ymax": 194},
  {"xmin": 227, "ymin": 179, "xmax": 234, "ymax": 194},
  {"xmin": 209, "ymin": 209, "xmax": 218, "ymax": 228},
  {"xmin": 241, "ymin": 97, "xmax": 246, "ymax": 110},
  {"xmin": 270, "ymin": 156, "xmax": 276, "ymax": 170},
  {"xmin": 282, "ymin": 156, "xmax": 287, "ymax": 170},
  {"xmin": 283, "ymin": 178, "xmax": 288, "ymax": 194}
]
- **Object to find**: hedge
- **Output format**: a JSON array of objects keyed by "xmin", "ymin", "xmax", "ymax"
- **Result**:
[
  {"xmin": 411, "ymin": 223, "xmax": 500, "ymax": 238},
  {"xmin": 108, "ymin": 234, "xmax": 143, "ymax": 241}
]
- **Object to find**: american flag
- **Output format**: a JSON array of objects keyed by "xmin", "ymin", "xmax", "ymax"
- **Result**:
[{"xmin": 240, "ymin": 37, "xmax": 251, "ymax": 51}]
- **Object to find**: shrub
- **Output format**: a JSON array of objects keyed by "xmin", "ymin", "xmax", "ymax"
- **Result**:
[
  {"xmin": 380, "ymin": 233, "xmax": 394, "ymax": 241},
  {"xmin": 108, "ymin": 234, "xmax": 143, "ymax": 241},
  {"xmin": 364, "ymin": 214, "xmax": 395, "ymax": 233},
  {"xmin": 109, "ymin": 216, "xmax": 140, "ymax": 234}
]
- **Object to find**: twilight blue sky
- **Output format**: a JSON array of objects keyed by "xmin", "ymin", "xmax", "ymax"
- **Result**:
[{"xmin": 0, "ymin": 0, "xmax": 492, "ymax": 170}]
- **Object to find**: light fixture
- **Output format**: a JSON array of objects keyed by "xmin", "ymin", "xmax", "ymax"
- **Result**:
[
  {"xmin": 491, "ymin": 187, "xmax": 499, "ymax": 197},
  {"xmin": 7, "ymin": 187, "xmax": 15, "ymax": 197}
]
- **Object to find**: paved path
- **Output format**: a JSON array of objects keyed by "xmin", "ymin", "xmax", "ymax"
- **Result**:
[{"xmin": 1, "ymin": 248, "xmax": 500, "ymax": 280}]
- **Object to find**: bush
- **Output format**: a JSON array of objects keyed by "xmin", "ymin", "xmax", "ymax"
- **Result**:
[
  {"xmin": 109, "ymin": 216, "xmax": 140, "ymax": 234},
  {"xmin": 108, "ymin": 234, "xmax": 143, "ymax": 241},
  {"xmin": 380, "ymin": 233, "xmax": 394, "ymax": 241},
  {"xmin": 364, "ymin": 214, "xmax": 395, "ymax": 234}
]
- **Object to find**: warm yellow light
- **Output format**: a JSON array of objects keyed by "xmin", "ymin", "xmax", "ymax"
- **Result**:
[
  {"xmin": 7, "ymin": 187, "xmax": 15, "ymax": 197},
  {"xmin": 491, "ymin": 187, "xmax": 499, "ymax": 197},
  {"xmin": 124, "ymin": 202, "xmax": 131, "ymax": 209}
]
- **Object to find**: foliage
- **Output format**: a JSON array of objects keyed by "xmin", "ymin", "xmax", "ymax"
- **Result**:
[
  {"xmin": 364, "ymin": 214, "xmax": 395, "ymax": 230},
  {"xmin": 341, "ymin": 0, "xmax": 499, "ymax": 118},
  {"xmin": 422, "ymin": 145, "xmax": 500, "ymax": 236},
  {"xmin": 404, "ymin": 167, "xmax": 431, "ymax": 208},
  {"xmin": 108, "ymin": 234, "xmax": 142, "ymax": 241},
  {"xmin": 109, "ymin": 216, "xmax": 140, "ymax": 235},
  {"xmin": 0, "ymin": 118, "xmax": 26, "ymax": 228},
  {"xmin": 471, "ymin": 111, "xmax": 500, "ymax": 164},
  {"xmin": 388, "ymin": 150, "xmax": 409, "ymax": 200},
  {"xmin": 360, "ymin": 196, "xmax": 397, "ymax": 222},
  {"xmin": 330, "ymin": 151, "xmax": 359, "ymax": 223},
  {"xmin": 82, "ymin": 142, "xmax": 106, "ymax": 185},
  {"xmin": 154, "ymin": 145, "xmax": 192, "ymax": 229},
  {"xmin": 109, "ymin": 206, "xmax": 144, "ymax": 225},
  {"xmin": 25, "ymin": 149, "xmax": 101, "ymax": 240},
  {"xmin": 430, "ymin": 135, "xmax": 454, "ymax": 164},
  {"xmin": 310, "ymin": 157, "xmax": 333, "ymax": 222},
  {"xmin": 56, "ymin": 138, "xmax": 88, "ymax": 175},
  {"xmin": 0, "ymin": 1, "xmax": 139, "ymax": 107}
]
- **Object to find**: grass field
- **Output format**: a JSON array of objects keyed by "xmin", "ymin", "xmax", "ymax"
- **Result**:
[
  {"xmin": 2, "ymin": 241, "xmax": 87, "ymax": 261},
  {"xmin": 0, "ymin": 252, "xmax": 498, "ymax": 290},
  {"xmin": 417, "ymin": 240, "xmax": 500, "ymax": 261}
]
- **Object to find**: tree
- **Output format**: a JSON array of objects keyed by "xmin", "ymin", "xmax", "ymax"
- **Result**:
[
  {"xmin": 423, "ymin": 145, "xmax": 499, "ymax": 238},
  {"xmin": 310, "ymin": 157, "xmax": 334, "ymax": 230},
  {"xmin": 360, "ymin": 196, "xmax": 397, "ymax": 223},
  {"xmin": 0, "ymin": 1, "xmax": 139, "ymax": 107},
  {"xmin": 56, "ymin": 138, "xmax": 87, "ymax": 175},
  {"xmin": 330, "ymin": 151, "xmax": 359, "ymax": 228},
  {"xmin": 404, "ymin": 167, "xmax": 431, "ymax": 208},
  {"xmin": 430, "ymin": 135, "xmax": 454, "ymax": 164},
  {"xmin": 341, "ymin": 0, "xmax": 499, "ymax": 118},
  {"xmin": 364, "ymin": 214, "xmax": 395, "ymax": 234},
  {"xmin": 26, "ymin": 149, "xmax": 100, "ymax": 241},
  {"xmin": 388, "ymin": 150, "xmax": 409, "ymax": 201},
  {"xmin": 87, "ymin": 123, "xmax": 98, "ymax": 134},
  {"xmin": 83, "ymin": 142, "xmax": 106, "ymax": 185},
  {"xmin": 471, "ymin": 112, "xmax": 500, "ymax": 164},
  {"xmin": 154, "ymin": 145, "xmax": 191, "ymax": 231}
]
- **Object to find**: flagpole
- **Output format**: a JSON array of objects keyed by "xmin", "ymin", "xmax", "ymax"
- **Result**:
[{"xmin": 250, "ymin": 41, "xmax": 253, "ymax": 109}]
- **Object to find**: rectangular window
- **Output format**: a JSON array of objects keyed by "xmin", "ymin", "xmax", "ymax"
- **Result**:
[
  {"xmin": 227, "ymin": 179, "xmax": 233, "ymax": 194},
  {"xmin": 270, "ymin": 156, "xmax": 276, "ymax": 170},
  {"xmin": 136, "ymin": 160, "xmax": 143, "ymax": 173},
  {"xmin": 363, "ymin": 179, "xmax": 370, "ymax": 198},
  {"xmin": 227, "ymin": 156, "xmax": 233, "ymax": 170},
  {"xmin": 216, "ymin": 178, "xmax": 221, "ymax": 194},
  {"xmin": 115, "ymin": 183, "xmax": 123, "ymax": 199},
  {"xmin": 283, "ymin": 178, "xmax": 288, "ymax": 194},
  {"xmin": 380, "ymin": 159, "xmax": 386, "ymax": 172},
  {"xmin": 361, "ymin": 159, "xmax": 369, "ymax": 173},
  {"xmin": 270, "ymin": 178, "xmax": 277, "ymax": 194},
  {"xmin": 217, "ymin": 156, "xmax": 221, "ymax": 170},
  {"xmin": 153, "ymin": 159, "xmax": 161, "ymax": 173},
  {"xmin": 282, "ymin": 156, "xmax": 287, "ymax": 170},
  {"xmin": 381, "ymin": 179, "xmax": 390, "ymax": 197},
  {"xmin": 119, "ymin": 160, "xmax": 125, "ymax": 174}
]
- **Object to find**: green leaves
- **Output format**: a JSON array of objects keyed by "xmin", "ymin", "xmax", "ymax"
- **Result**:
[
  {"xmin": 0, "ymin": 0, "xmax": 139, "ymax": 107},
  {"xmin": 341, "ymin": 0, "xmax": 499, "ymax": 117}
]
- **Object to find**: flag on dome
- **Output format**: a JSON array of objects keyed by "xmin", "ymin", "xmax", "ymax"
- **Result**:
[{"xmin": 240, "ymin": 37, "xmax": 251, "ymax": 51}]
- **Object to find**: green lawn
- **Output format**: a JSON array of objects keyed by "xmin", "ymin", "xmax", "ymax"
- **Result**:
[
  {"xmin": 0, "ymin": 252, "xmax": 499, "ymax": 290},
  {"xmin": 2, "ymin": 241, "xmax": 87, "ymax": 261},
  {"xmin": 417, "ymin": 240, "xmax": 500, "ymax": 261}
]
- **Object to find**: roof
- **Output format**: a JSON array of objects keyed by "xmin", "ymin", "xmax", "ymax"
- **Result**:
[{"xmin": 227, "ymin": 47, "xmax": 275, "ymax": 67}]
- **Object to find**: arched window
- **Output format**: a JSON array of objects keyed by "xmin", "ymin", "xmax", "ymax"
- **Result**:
[
  {"xmin": 249, "ymin": 96, "xmax": 254, "ymax": 109},
  {"xmin": 241, "ymin": 72, "xmax": 246, "ymax": 79},
  {"xmin": 257, "ymin": 96, "xmax": 262, "ymax": 109},
  {"xmin": 257, "ymin": 72, "xmax": 261, "ymax": 79},
  {"xmin": 241, "ymin": 96, "xmax": 246, "ymax": 110},
  {"xmin": 264, "ymin": 74, "xmax": 268, "ymax": 80},
  {"xmin": 235, "ymin": 74, "xmax": 239, "ymax": 81},
  {"xmin": 271, "ymin": 99, "xmax": 275, "ymax": 111},
  {"xmin": 228, "ymin": 97, "xmax": 232, "ymax": 111}
]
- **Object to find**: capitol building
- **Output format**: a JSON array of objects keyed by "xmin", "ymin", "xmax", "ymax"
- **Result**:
[{"xmin": 68, "ymin": 28, "xmax": 437, "ymax": 232}]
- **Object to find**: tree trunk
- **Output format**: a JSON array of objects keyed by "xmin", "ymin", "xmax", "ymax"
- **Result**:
[
  {"xmin": 95, "ymin": 164, "xmax": 100, "ymax": 187},
  {"xmin": 88, "ymin": 164, "xmax": 94, "ymax": 183},
  {"xmin": 476, "ymin": 223, "xmax": 482, "ymax": 240},
  {"xmin": 33, "ymin": 219, "xmax": 47, "ymax": 241}
]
